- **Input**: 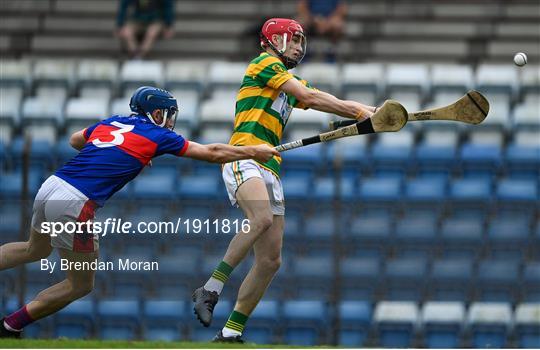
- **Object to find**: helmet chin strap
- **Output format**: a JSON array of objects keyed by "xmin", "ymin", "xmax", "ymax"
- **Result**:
[
  {"xmin": 146, "ymin": 109, "xmax": 168, "ymax": 128},
  {"xmin": 261, "ymin": 32, "xmax": 299, "ymax": 69}
]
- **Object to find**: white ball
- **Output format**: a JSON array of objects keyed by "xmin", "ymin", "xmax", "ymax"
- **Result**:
[{"xmin": 514, "ymin": 52, "xmax": 527, "ymax": 67}]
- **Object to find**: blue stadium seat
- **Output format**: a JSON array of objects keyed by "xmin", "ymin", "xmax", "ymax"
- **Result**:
[
  {"xmin": 374, "ymin": 301, "xmax": 418, "ymax": 348},
  {"xmin": 515, "ymin": 303, "xmax": 540, "ymax": 349},
  {"xmin": 313, "ymin": 177, "xmax": 335, "ymax": 200},
  {"xmin": 487, "ymin": 216, "xmax": 529, "ymax": 258},
  {"xmin": 338, "ymin": 301, "xmax": 372, "ymax": 347},
  {"xmin": 55, "ymin": 298, "xmax": 94, "ymax": 339},
  {"xmin": 97, "ymin": 299, "xmax": 140, "ymax": 340},
  {"xmin": 440, "ymin": 216, "xmax": 483, "ymax": 255},
  {"xmin": 449, "ymin": 178, "xmax": 492, "ymax": 202},
  {"xmin": 142, "ymin": 300, "xmax": 185, "ymax": 341},
  {"xmin": 282, "ymin": 143, "xmax": 326, "ymax": 169},
  {"xmin": 340, "ymin": 257, "xmax": 380, "ymax": 300},
  {"xmin": 506, "ymin": 143, "xmax": 540, "ymax": 179},
  {"xmin": 497, "ymin": 178, "xmax": 538, "ymax": 203},
  {"xmin": 422, "ymin": 302, "xmax": 465, "ymax": 348},
  {"xmin": 244, "ymin": 300, "xmax": 279, "ymax": 344},
  {"xmin": 394, "ymin": 215, "xmax": 438, "ymax": 245},
  {"xmin": 291, "ymin": 256, "xmax": 332, "ymax": 299},
  {"xmin": 304, "ymin": 215, "xmax": 335, "ymax": 240},
  {"xmin": 384, "ymin": 257, "xmax": 427, "ymax": 300},
  {"xmin": 283, "ymin": 300, "xmax": 327, "ymax": 346},
  {"xmin": 460, "ymin": 142, "xmax": 502, "ymax": 177},
  {"xmin": 348, "ymin": 212, "xmax": 392, "ymax": 244},
  {"xmin": 523, "ymin": 262, "xmax": 540, "ymax": 301},
  {"xmin": 404, "ymin": 177, "xmax": 447, "ymax": 203},
  {"xmin": 132, "ymin": 172, "xmax": 176, "ymax": 199},
  {"xmin": 468, "ymin": 302, "xmax": 512, "ymax": 348},
  {"xmin": 281, "ymin": 174, "xmax": 311, "ymax": 200},
  {"xmin": 415, "ymin": 143, "xmax": 457, "ymax": 176},
  {"xmin": 477, "ymin": 259, "xmax": 520, "ymax": 302},
  {"xmin": 359, "ymin": 177, "xmax": 402, "ymax": 202},
  {"xmin": 0, "ymin": 171, "xmax": 41, "ymax": 198},
  {"xmin": 430, "ymin": 258, "xmax": 473, "ymax": 301},
  {"xmin": 177, "ymin": 174, "xmax": 220, "ymax": 199}
]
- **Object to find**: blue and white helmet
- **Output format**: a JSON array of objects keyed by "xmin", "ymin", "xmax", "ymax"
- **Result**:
[{"xmin": 129, "ymin": 86, "xmax": 178, "ymax": 130}]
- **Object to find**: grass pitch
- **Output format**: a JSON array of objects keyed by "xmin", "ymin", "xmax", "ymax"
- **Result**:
[{"xmin": 0, "ymin": 338, "xmax": 332, "ymax": 348}]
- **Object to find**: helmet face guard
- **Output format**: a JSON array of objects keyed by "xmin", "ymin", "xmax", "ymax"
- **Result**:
[
  {"xmin": 260, "ymin": 18, "xmax": 307, "ymax": 69},
  {"xmin": 129, "ymin": 86, "xmax": 179, "ymax": 130}
]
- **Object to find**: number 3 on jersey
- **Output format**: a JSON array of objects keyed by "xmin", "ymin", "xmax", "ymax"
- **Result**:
[{"xmin": 92, "ymin": 122, "xmax": 134, "ymax": 148}]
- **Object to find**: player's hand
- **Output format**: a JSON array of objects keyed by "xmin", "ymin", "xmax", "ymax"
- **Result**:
[{"xmin": 252, "ymin": 144, "xmax": 280, "ymax": 163}]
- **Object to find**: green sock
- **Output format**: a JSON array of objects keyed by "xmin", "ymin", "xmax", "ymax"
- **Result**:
[
  {"xmin": 224, "ymin": 310, "xmax": 249, "ymax": 335},
  {"xmin": 205, "ymin": 261, "xmax": 234, "ymax": 294}
]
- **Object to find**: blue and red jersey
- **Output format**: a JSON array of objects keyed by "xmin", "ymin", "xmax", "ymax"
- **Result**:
[{"xmin": 55, "ymin": 114, "xmax": 188, "ymax": 206}]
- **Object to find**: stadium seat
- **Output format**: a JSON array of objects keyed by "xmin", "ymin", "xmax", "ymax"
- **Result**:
[
  {"xmin": 297, "ymin": 63, "xmax": 339, "ymax": 93},
  {"xmin": 460, "ymin": 141, "xmax": 502, "ymax": 178},
  {"xmin": 120, "ymin": 60, "xmax": 164, "ymax": 89},
  {"xmin": 404, "ymin": 177, "xmax": 447, "ymax": 203},
  {"xmin": 142, "ymin": 300, "xmax": 185, "ymax": 341},
  {"xmin": 348, "ymin": 211, "xmax": 392, "ymax": 245},
  {"xmin": 384, "ymin": 257, "xmax": 427, "ymax": 300},
  {"xmin": 97, "ymin": 299, "xmax": 140, "ymax": 340},
  {"xmin": 386, "ymin": 63, "xmax": 429, "ymax": 93},
  {"xmin": 0, "ymin": 59, "xmax": 31, "ymax": 88},
  {"xmin": 496, "ymin": 178, "xmax": 538, "ymax": 203},
  {"xmin": 55, "ymin": 298, "xmax": 94, "ymax": 339},
  {"xmin": 33, "ymin": 59, "xmax": 76, "ymax": 87},
  {"xmin": 340, "ymin": 257, "xmax": 380, "ymax": 299},
  {"xmin": 0, "ymin": 86, "xmax": 23, "ymax": 125},
  {"xmin": 476, "ymin": 259, "xmax": 520, "ymax": 302},
  {"xmin": 440, "ymin": 216, "xmax": 484, "ymax": 252},
  {"xmin": 523, "ymin": 262, "xmax": 540, "ymax": 302},
  {"xmin": 283, "ymin": 300, "xmax": 327, "ymax": 346},
  {"xmin": 449, "ymin": 178, "xmax": 492, "ymax": 203},
  {"xmin": 281, "ymin": 174, "xmax": 311, "ymax": 200},
  {"xmin": 487, "ymin": 216, "xmax": 529, "ymax": 257},
  {"xmin": 132, "ymin": 172, "xmax": 176, "ymax": 200},
  {"xmin": 359, "ymin": 177, "xmax": 402, "ymax": 202},
  {"xmin": 430, "ymin": 258, "xmax": 473, "ymax": 301},
  {"xmin": 476, "ymin": 64, "xmax": 518, "ymax": 93},
  {"xmin": 514, "ymin": 303, "xmax": 540, "ymax": 348},
  {"xmin": 207, "ymin": 61, "xmax": 246, "ymax": 89},
  {"xmin": 513, "ymin": 95, "xmax": 540, "ymax": 129},
  {"xmin": 302, "ymin": 214, "xmax": 336, "ymax": 241},
  {"xmin": 374, "ymin": 301, "xmax": 419, "ymax": 348},
  {"xmin": 65, "ymin": 97, "xmax": 109, "ymax": 131},
  {"xmin": 371, "ymin": 129, "xmax": 414, "ymax": 177},
  {"xmin": 467, "ymin": 302, "xmax": 512, "ymax": 348},
  {"xmin": 422, "ymin": 301, "xmax": 465, "ymax": 348},
  {"xmin": 338, "ymin": 301, "xmax": 372, "ymax": 347},
  {"xmin": 165, "ymin": 60, "xmax": 208, "ymax": 90},
  {"xmin": 76, "ymin": 59, "xmax": 118, "ymax": 88},
  {"xmin": 341, "ymin": 63, "xmax": 384, "ymax": 92},
  {"xmin": 22, "ymin": 94, "xmax": 65, "ymax": 126},
  {"xmin": 431, "ymin": 64, "xmax": 473, "ymax": 92},
  {"xmin": 243, "ymin": 300, "xmax": 279, "ymax": 344},
  {"xmin": 177, "ymin": 174, "xmax": 219, "ymax": 199},
  {"xmin": 506, "ymin": 141, "xmax": 540, "ymax": 179},
  {"xmin": 282, "ymin": 143, "xmax": 326, "ymax": 169}
]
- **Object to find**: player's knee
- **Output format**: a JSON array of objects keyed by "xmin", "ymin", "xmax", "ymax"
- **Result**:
[
  {"xmin": 259, "ymin": 256, "xmax": 281, "ymax": 273},
  {"xmin": 250, "ymin": 215, "xmax": 273, "ymax": 234},
  {"xmin": 69, "ymin": 280, "xmax": 94, "ymax": 300}
]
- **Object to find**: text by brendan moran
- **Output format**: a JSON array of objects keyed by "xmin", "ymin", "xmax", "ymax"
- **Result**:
[{"xmin": 40, "ymin": 258, "xmax": 158, "ymax": 273}]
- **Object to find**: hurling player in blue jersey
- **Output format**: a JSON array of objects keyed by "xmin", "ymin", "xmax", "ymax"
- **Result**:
[{"xmin": 0, "ymin": 86, "xmax": 279, "ymax": 338}]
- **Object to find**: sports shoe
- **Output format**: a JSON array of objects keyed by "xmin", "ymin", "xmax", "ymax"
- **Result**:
[
  {"xmin": 212, "ymin": 330, "xmax": 244, "ymax": 343},
  {"xmin": 0, "ymin": 318, "xmax": 21, "ymax": 339},
  {"xmin": 192, "ymin": 287, "xmax": 219, "ymax": 327}
]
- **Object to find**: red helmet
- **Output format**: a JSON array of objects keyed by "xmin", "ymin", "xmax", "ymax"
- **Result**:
[{"xmin": 260, "ymin": 18, "xmax": 306, "ymax": 69}]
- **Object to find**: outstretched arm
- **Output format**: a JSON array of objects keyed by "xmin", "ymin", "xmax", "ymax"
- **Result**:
[
  {"xmin": 182, "ymin": 141, "xmax": 279, "ymax": 164},
  {"xmin": 281, "ymin": 78, "xmax": 375, "ymax": 121}
]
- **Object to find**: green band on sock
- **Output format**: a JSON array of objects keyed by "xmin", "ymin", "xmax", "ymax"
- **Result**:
[
  {"xmin": 225, "ymin": 310, "xmax": 249, "ymax": 333},
  {"xmin": 211, "ymin": 261, "xmax": 234, "ymax": 283}
]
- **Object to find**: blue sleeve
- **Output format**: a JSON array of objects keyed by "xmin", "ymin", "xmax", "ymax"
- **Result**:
[
  {"xmin": 155, "ymin": 129, "xmax": 189, "ymax": 157},
  {"xmin": 83, "ymin": 121, "xmax": 102, "ymax": 140}
]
